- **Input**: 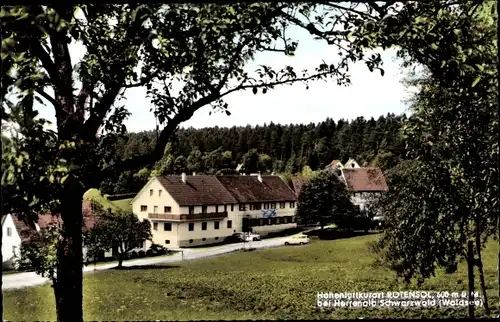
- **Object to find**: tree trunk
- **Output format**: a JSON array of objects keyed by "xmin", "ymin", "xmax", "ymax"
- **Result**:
[
  {"xmin": 474, "ymin": 223, "xmax": 490, "ymax": 315},
  {"xmin": 467, "ymin": 240, "xmax": 475, "ymax": 319},
  {"xmin": 118, "ymin": 254, "xmax": 124, "ymax": 268},
  {"xmin": 53, "ymin": 182, "xmax": 84, "ymax": 322}
]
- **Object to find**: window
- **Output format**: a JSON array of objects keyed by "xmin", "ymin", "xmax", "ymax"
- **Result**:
[
  {"xmin": 214, "ymin": 221, "xmax": 220, "ymax": 230},
  {"xmin": 289, "ymin": 202, "xmax": 296, "ymax": 208},
  {"xmin": 202, "ymin": 222, "xmax": 207, "ymax": 230},
  {"xmin": 202, "ymin": 238, "xmax": 206, "ymax": 241},
  {"xmin": 189, "ymin": 223, "xmax": 194, "ymax": 231},
  {"xmin": 189, "ymin": 239, "xmax": 193, "ymax": 244},
  {"xmin": 279, "ymin": 202, "xmax": 285, "ymax": 209},
  {"xmin": 264, "ymin": 203, "xmax": 270, "ymax": 209},
  {"xmin": 259, "ymin": 219, "xmax": 264, "ymax": 226},
  {"xmin": 227, "ymin": 220, "xmax": 232, "ymax": 229},
  {"xmin": 231, "ymin": 204, "xmax": 234, "ymax": 212},
  {"xmin": 153, "ymin": 206, "xmax": 158, "ymax": 213},
  {"xmin": 267, "ymin": 218, "xmax": 272, "ymax": 225},
  {"xmin": 239, "ymin": 204, "xmax": 246, "ymax": 211},
  {"xmin": 153, "ymin": 223, "xmax": 158, "ymax": 231},
  {"xmin": 164, "ymin": 223, "xmax": 172, "ymax": 231},
  {"xmin": 276, "ymin": 217, "xmax": 281, "ymax": 224},
  {"xmin": 249, "ymin": 203, "xmax": 261, "ymax": 210},
  {"xmin": 202, "ymin": 205, "xmax": 208, "ymax": 214},
  {"xmin": 141, "ymin": 205, "xmax": 148, "ymax": 212},
  {"xmin": 189, "ymin": 206, "xmax": 195, "ymax": 214},
  {"xmin": 159, "ymin": 189, "xmax": 163, "ymax": 196},
  {"xmin": 165, "ymin": 240, "xmax": 170, "ymax": 244},
  {"xmin": 287, "ymin": 216, "xmax": 293, "ymax": 224},
  {"xmin": 7, "ymin": 227, "xmax": 12, "ymax": 237},
  {"xmin": 164, "ymin": 206, "xmax": 172, "ymax": 213},
  {"xmin": 271, "ymin": 218, "xmax": 277, "ymax": 225},
  {"xmin": 270, "ymin": 203, "xmax": 277, "ymax": 209},
  {"xmin": 224, "ymin": 205, "xmax": 227, "ymax": 212},
  {"xmin": 149, "ymin": 189, "xmax": 153, "ymax": 196}
]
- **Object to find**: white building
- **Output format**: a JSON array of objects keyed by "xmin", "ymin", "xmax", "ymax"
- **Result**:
[
  {"xmin": 131, "ymin": 173, "xmax": 298, "ymax": 248},
  {"xmin": 2, "ymin": 214, "xmax": 40, "ymax": 269}
]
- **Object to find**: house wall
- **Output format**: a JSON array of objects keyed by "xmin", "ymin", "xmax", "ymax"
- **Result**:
[
  {"xmin": 132, "ymin": 177, "xmax": 181, "ymax": 249},
  {"xmin": 350, "ymin": 192, "xmax": 381, "ymax": 211},
  {"xmin": 2, "ymin": 214, "xmax": 21, "ymax": 269},
  {"xmin": 132, "ymin": 178, "xmax": 181, "ymax": 217}
]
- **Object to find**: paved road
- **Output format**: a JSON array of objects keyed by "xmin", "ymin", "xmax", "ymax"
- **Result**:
[{"xmin": 2, "ymin": 236, "xmax": 293, "ymax": 291}]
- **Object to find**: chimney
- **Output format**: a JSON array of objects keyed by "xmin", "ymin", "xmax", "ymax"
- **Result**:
[
  {"xmin": 181, "ymin": 173, "xmax": 187, "ymax": 183},
  {"xmin": 257, "ymin": 173, "xmax": 262, "ymax": 183}
]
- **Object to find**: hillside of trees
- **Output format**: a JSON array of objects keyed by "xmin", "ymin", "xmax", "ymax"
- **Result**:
[{"xmin": 101, "ymin": 113, "xmax": 408, "ymax": 194}]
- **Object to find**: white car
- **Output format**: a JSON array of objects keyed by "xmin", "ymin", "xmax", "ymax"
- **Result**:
[
  {"xmin": 245, "ymin": 233, "xmax": 261, "ymax": 242},
  {"xmin": 284, "ymin": 234, "xmax": 310, "ymax": 245}
]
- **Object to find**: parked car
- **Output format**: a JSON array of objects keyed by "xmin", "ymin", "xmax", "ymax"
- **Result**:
[
  {"xmin": 247, "ymin": 233, "xmax": 261, "ymax": 241},
  {"xmin": 284, "ymin": 234, "xmax": 310, "ymax": 245},
  {"xmin": 227, "ymin": 232, "xmax": 261, "ymax": 242}
]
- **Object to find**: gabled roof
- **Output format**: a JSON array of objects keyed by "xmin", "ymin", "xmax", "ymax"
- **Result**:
[
  {"xmin": 327, "ymin": 159, "xmax": 343, "ymax": 168},
  {"xmin": 290, "ymin": 176, "xmax": 311, "ymax": 198},
  {"xmin": 216, "ymin": 175, "xmax": 297, "ymax": 203},
  {"xmin": 157, "ymin": 175, "xmax": 237, "ymax": 206},
  {"xmin": 10, "ymin": 215, "xmax": 38, "ymax": 242},
  {"xmin": 342, "ymin": 168, "xmax": 388, "ymax": 192},
  {"xmin": 344, "ymin": 158, "xmax": 360, "ymax": 168}
]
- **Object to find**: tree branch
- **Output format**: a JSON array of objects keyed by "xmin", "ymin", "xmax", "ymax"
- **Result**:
[
  {"xmin": 76, "ymin": 79, "xmax": 91, "ymax": 123},
  {"xmin": 83, "ymin": 6, "xmax": 151, "ymax": 137},
  {"xmin": 219, "ymin": 71, "xmax": 332, "ymax": 99},
  {"xmin": 35, "ymin": 89, "xmax": 64, "ymax": 111}
]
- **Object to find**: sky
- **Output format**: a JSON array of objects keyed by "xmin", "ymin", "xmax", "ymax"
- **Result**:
[{"xmin": 33, "ymin": 23, "xmax": 414, "ymax": 133}]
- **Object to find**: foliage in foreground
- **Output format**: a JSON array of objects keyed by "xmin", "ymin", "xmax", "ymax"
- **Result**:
[
  {"xmin": 4, "ymin": 235, "xmax": 499, "ymax": 320},
  {"xmin": 370, "ymin": 1, "xmax": 498, "ymax": 314},
  {"xmin": 84, "ymin": 204, "xmax": 152, "ymax": 267},
  {"xmin": 296, "ymin": 171, "xmax": 359, "ymax": 229}
]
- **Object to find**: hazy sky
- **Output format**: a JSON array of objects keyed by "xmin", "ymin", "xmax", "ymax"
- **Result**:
[{"xmin": 35, "ymin": 25, "xmax": 413, "ymax": 133}]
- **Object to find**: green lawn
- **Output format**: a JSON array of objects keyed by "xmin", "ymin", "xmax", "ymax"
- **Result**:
[
  {"xmin": 4, "ymin": 235, "xmax": 499, "ymax": 320},
  {"xmin": 110, "ymin": 198, "xmax": 133, "ymax": 212},
  {"xmin": 83, "ymin": 188, "xmax": 132, "ymax": 213}
]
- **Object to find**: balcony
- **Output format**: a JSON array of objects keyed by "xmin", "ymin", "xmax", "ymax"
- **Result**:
[{"xmin": 148, "ymin": 211, "xmax": 228, "ymax": 222}]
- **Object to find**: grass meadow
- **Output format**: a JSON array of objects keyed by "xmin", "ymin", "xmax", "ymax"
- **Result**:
[{"xmin": 4, "ymin": 234, "xmax": 499, "ymax": 320}]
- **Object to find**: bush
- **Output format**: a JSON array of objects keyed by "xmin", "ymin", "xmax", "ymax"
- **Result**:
[
  {"xmin": 138, "ymin": 250, "xmax": 146, "ymax": 258},
  {"xmin": 130, "ymin": 251, "xmax": 139, "ymax": 259},
  {"xmin": 148, "ymin": 243, "xmax": 168, "ymax": 256},
  {"xmin": 146, "ymin": 249, "xmax": 155, "ymax": 257},
  {"xmin": 334, "ymin": 215, "xmax": 375, "ymax": 231}
]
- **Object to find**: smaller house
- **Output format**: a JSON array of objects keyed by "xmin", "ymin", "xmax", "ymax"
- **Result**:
[
  {"xmin": 340, "ymin": 167, "xmax": 388, "ymax": 212},
  {"xmin": 1, "ymin": 200, "xmax": 148, "ymax": 269},
  {"xmin": 2, "ymin": 214, "xmax": 40, "ymax": 269}
]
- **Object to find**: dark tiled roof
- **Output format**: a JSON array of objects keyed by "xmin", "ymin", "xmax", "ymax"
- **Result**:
[
  {"xmin": 290, "ymin": 176, "xmax": 311, "ymax": 198},
  {"xmin": 216, "ymin": 175, "xmax": 297, "ymax": 203},
  {"xmin": 342, "ymin": 168, "xmax": 388, "ymax": 192},
  {"xmin": 157, "ymin": 175, "xmax": 237, "ymax": 206}
]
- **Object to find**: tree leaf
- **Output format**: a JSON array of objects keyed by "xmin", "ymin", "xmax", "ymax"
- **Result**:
[{"xmin": 471, "ymin": 76, "xmax": 480, "ymax": 88}]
